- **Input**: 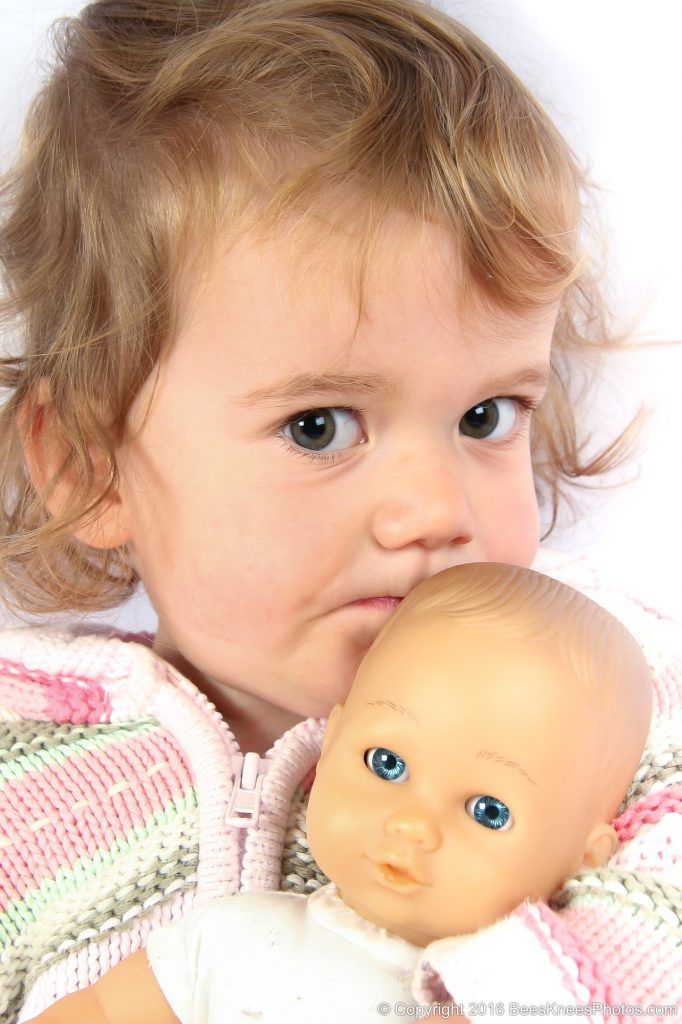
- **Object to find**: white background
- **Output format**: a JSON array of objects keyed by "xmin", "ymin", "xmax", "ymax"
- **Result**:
[{"xmin": 1, "ymin": 0, "xmax": 680, "ymax": 631}]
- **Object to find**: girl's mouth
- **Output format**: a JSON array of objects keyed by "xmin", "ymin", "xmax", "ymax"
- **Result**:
[{"xmin": 348, "ymin": 597, "xmax": 403, "ymax": 613}]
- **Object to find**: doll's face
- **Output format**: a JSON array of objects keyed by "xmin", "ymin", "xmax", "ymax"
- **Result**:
[{"xmin": 306, "ymin": 612, "xmax": 610, "ymax": 946}]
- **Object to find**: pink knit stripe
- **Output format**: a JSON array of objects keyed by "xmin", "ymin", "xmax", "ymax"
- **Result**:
[
  {"xmin": 530, "ymin": 903, "xmax": 623, "ymax": 1013},
  {"xmin": 0, "ymin": 632, "xmax": 170, "ymax": 726},
  {"xmin": 652, "ymin": 656, "xmax": 682, "ymax": 724},
  {"xmin": 614, "ymin": 785, "xmax": 682, "ymax": 844},
  {"xmin": 0, "ymin": 662, "xmax": 112, "ymax": 724},
  {"xmin": 561, "ymin": 903, "xmax": 681, "ymax": 1006},
  {"xmin": 0, "ymin": 677, "xmax": 48, "ymax": 719},
  {"xmin": 0, "ymin": 728, "xmax": 194, "ymax": 908}
]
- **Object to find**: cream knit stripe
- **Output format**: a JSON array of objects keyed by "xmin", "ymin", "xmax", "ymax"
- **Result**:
[
  {"xmin": 553, "ymin": 868, "xmax": 682, "ymax": 933},
  {"xmin": 16, "ymin": 888, "xmax": 196, "ymax": 1023},
  {"xmin": 0, "ymin": 789, "xmax": 198, "ymax": 944},
  {"xmin": 1, "ymin": 802, "xmax": 199, "ymax": 1022}
]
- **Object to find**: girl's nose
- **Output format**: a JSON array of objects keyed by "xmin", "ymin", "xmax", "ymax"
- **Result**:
[
  {"xmin": 385, "ymin": 808, "xmax": 442, "ymax": 851},
  {"xmin": 370, "ymin": 446, "xmax": 475, "ymax": 551}
]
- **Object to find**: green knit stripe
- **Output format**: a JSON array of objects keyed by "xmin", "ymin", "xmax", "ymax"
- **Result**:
[
  {"xmin": 1, "ymin": 796, "xmax": 199, "ymax": 1023},
  {"xmin": 0, "ymin": 787, "xmax": 198, "ymax": 945}
]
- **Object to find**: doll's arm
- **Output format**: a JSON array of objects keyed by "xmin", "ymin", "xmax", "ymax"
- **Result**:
[{"xmin": 25, "ymin": 950, "xmax": 180, "ymax": 1024}]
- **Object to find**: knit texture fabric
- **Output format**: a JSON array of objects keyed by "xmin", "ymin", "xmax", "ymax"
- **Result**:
[
  {"xmin": 0, "ymin": 549, "xmax": 679, "ymax": 1022},
  {"xmin": 0, "ymin": 630, "xmax": 325, "ymax": 1022}
]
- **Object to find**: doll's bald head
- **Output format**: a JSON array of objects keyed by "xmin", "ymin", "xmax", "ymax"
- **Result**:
[{"xmin": 373, "ymin": 562, "xmax": 653, "ymax": 819}]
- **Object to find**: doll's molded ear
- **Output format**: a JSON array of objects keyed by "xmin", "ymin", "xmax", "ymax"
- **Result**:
[
  {"xmin": 580, "ymin": 822, "xmax": 618, "ymax": 870},
  {"xmin": 18, "ymin": 378, "xmax": 132, "ymax": 549},
  {"xmin": 319, "ymin": 703, "xmax": 345, "ymax": 759}
]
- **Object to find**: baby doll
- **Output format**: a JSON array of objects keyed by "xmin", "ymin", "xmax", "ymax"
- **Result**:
[{"xmin": 26, "ymin": 563, "xmax": 654, "ymax": 1024}]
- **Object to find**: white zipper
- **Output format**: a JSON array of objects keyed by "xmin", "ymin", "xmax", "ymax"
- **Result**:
[{"xmin": 225, "ymin": 751, "xmax": 270, "ymax": 828}]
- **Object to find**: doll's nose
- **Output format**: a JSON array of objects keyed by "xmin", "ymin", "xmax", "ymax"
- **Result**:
[{"xmin": 385, "ymin": 808, "xmax": 441, "ymax": 850}]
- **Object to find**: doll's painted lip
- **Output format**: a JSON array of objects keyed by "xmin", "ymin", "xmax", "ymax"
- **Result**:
[{"xmin": 367, "ymin": 856, "xmax": 430, "ymax": 892}]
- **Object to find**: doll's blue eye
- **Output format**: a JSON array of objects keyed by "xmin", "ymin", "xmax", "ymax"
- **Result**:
[
  {"xmin": 364, "ymin": 747, "xmax": 409, "ymax": 783},
  {"xmin": 465, "ymin": 795, "xmax": 513, "ymax": 831}
]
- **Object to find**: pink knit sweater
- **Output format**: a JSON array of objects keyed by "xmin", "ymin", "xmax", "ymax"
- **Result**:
[
  {"xmin": 0, "ymin": 549, "xmax": 679, "ymax": 1022},
  {"xmin": 0, "ymin": 630, "xmax": 325, "ymax": 1021}
]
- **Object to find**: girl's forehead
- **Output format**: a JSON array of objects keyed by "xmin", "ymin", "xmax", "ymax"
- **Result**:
[
  {"xmin": 191, "ymin": 209, "xmax": 456, "ymax": 309},
  {"xmin": 177, "ymin": 211, "xmax": 558, "ymax": 376}
]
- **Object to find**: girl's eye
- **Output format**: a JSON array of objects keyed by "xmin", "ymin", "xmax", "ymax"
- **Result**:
[
  {"xmin": 282, "ymin": 407, "xmax": 364, "ymax": 453},
  {"xmin": 465, "ymin": 795, "xmax": 513, "ymax": 831},
  {"xmin": 459, "ymin": 398, "xmax": 519, "ymax": 441},
  {"xmin": 364, "ymin": 747, "xmax": 409, "ymax": 783}
]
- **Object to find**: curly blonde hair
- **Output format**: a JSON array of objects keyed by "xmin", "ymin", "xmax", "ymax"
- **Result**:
[{"xmin": 0, "ymin": 0, "xmax": 632, "ymax": 617}]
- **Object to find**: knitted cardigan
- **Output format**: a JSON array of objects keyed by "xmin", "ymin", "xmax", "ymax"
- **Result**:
[{"xmin": 0, "ymin": 549, "xmax": 679, "ymax": 1022}]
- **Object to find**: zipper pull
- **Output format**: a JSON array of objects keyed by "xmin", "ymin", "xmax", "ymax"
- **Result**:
[{"xmin": 225, "ymin": 752, "xmax": 269, "ymax": 828}]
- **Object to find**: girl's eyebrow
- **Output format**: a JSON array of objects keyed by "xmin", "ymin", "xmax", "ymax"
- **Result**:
[
  {"xmin": 237, "ymin": 371, "xmax": 394, "ymax": 405},
  {"xmin": 237, "ymin": 363, "xmax": 551, "ymax": 406},
  {"xmin": 477, "ymin": 365, "xmax": 552, "ymax": 395}
]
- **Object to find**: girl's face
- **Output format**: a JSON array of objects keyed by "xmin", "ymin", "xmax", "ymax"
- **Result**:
[{"xmin": 116, "ymin": 211, "xmax": 556, "ymax": 730}]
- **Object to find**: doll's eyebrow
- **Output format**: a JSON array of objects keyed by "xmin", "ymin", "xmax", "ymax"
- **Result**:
[
  {"xmin": 476, "ymin": 750, "xmax": 537, "ymax": 786},
  {"xmin": 237, "ymin": 371, "xmax": 393, "ymax": 405},
  {"xmin": 364, "ymin": 699, "xmax": 419, "ymax": 724}
]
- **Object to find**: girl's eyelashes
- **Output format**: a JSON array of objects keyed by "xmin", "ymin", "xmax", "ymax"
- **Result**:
[
  {"xmin": 275, "ymin": 395, "xmax": 539, "ymax": 463},
  {"xmin": 278, "ymin": 407, "xmax": 366, "ymax": 462},
  {"xmin": 459, "ymin": 396, "xmax": 538, "ymax": 443}
]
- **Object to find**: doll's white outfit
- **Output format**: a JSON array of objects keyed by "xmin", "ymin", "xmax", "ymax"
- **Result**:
[
  {"xmin": 0, "ymin": 549, "xmax": 680, "ymax": 1023},
  {"xmin": 146, "ymin": 883, "xmax": 418, "ymax": 1023}
]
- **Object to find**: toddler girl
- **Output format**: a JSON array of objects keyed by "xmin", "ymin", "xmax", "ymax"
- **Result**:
[{"xmin": 0, "ymin": 0, "xmax": 679, "ymax": 1021}]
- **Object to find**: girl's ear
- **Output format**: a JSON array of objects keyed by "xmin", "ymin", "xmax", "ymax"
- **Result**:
[
  {"xmin": 580, "ymin": 822, "xmax": 618, "ymax": 870},
  {"xmin": 18, "ymin": 378, "xmax": 133, "ymax": 549}
]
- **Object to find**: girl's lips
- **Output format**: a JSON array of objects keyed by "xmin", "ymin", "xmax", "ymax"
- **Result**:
[{"xmin": 347, "ymin": 597, "xmax": 403, "ymax": 613}]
